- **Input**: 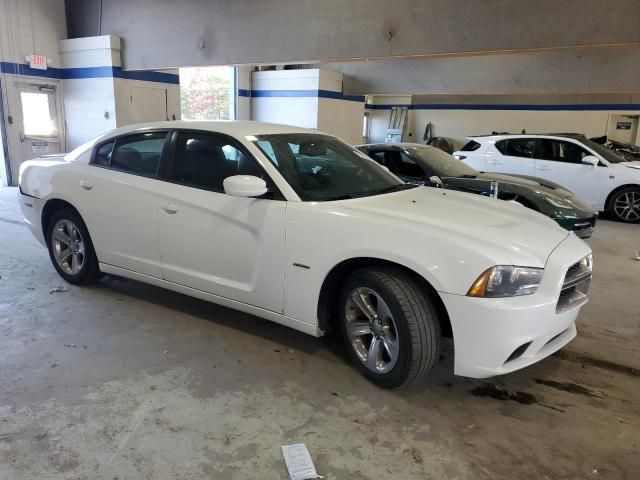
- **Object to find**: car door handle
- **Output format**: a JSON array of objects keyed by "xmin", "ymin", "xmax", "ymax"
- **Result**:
[
  {"xmin": 487, "ymin": 160, "xmax": 502, "ymax": 165},
  {"xmin": 79, "ymin": 180, "xmax": 93, "ymax": 191},
  {"xmin": 160, "ymin": 202, "xmax": 178, "ymax": 214},
  {"xmin": 537, "ymin": 166, "xmax": 552, "ymax": 171}
]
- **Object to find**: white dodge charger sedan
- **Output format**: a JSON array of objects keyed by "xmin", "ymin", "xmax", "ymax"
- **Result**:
[{"xmin": 18, "ymin": 121, "xmax": 593, "ymax": 388}]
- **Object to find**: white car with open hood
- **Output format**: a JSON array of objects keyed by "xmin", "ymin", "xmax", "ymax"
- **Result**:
[{"xmin": 18, "ymin": 121, "xmax": 593, "ymax": 388}]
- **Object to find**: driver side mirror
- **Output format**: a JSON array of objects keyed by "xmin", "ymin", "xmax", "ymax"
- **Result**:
[
  {"xmin": 429, "ymin": 176, "xmax": 443, "ymax": 188},
  {"xmin": 223, "ymin": 175, "xmax": 268, "ymax": 197},
  {"xmin": 582, "ymin": 155, "xmax": 599, "ymax": 166}
]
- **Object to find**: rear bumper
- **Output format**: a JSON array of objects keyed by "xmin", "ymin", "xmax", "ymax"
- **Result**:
[
  {"xmin": 442, "ymin": 235, "xmax": 592, "ymax": 378},
  {"xmin": 18, "ymin": 189, "xmax": 46, "ymax": 246}
]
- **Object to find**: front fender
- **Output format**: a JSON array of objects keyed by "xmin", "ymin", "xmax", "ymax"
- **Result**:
[{"xmin": 282, "ymin": 202, "xmax": 504, "ymax": 327}]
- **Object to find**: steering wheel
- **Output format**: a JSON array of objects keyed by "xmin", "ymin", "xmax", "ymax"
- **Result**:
[{"xmin": 316, "ymin": 165, "xmax": 337, "ymax": 178}]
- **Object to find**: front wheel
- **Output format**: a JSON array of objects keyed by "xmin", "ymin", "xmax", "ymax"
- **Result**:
[
  {"xmin": 609, "ymin": 187, "xmax": 640, "ymax": 223},
  {"xmin": 46, "ymin": 208, "xmax": 102, "ymax": 284},
  {"xmin": 339, "ymin": 267, "xmax": 441, "ymax": 389}
]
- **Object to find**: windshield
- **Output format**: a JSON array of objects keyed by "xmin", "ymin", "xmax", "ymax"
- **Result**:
[
  {"xmin": 579, "ymin": 138, "xmax": 628, "ymax": 164},
  {"xmin": 407, "ymin": 146, "xmax": 480, "ymax": 177},
  {"xmin": 253, "ymin": 134, "xmax": 409, "ymax": 201}
]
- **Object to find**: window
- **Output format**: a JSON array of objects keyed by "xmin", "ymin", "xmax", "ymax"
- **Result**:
[
  {"xmin": 539, "ymin": 139, "xmax": 590, "ymax": 164},
  {"xmin": 460, "ymin": 140, "xmax": 481, "ymax": 152},
  {"xmin": 253, "ymin": 134, "xmax": 405, "ymax": 201},
  {"xmin": 496, "ymin": 138, "xmax": 538, "ymax": 158},
  {"xmin": 370, "ymin": 150, "xmax": 424, "ymax": 179},
  {"xmin": 170, "ymin": 132, "xmax": 262, "ymax": 191},
  {"xmin": 179, "ymin": 66, "xmax": 236, "ymax": 120},
  {"xmin": 108, "ymin": 132, "xmax": 168, "ymax": 176},
  {"xmin": 21, "ymin": 92, "xmax": 55, "ymax": 136},
  {"xmin": 94, "ymin": 141, "xmax": 114, "ymax": 166}
]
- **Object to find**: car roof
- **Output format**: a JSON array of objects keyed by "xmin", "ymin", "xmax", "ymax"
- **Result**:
[
  {"xmin": 94, "ymin": 120, "xmax": 318, "ymax": 143},
  {"xmin": 357, "ymin": 142, "xmax": 439, "ymax": 150},
  {"xmin": 467, "ymin": 133, "xmax": 588, "ymax": 142}
]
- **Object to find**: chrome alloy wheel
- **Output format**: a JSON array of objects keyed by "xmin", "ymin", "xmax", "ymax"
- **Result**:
[
  {"xmin": 51, "ymin": 219, "xmax": 85, "ymax": 275},
  {"xmin": 614, "ymin": 190, "xmax": 640, "ymax": 222},
  {"xmin": 345, "ymin": 287, "xmax": 400, "ymax": 374}
]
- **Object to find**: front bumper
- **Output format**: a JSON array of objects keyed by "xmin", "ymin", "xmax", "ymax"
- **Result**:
[
  {"xmin": 442, "ymin": 234, "xmax": 592, "ymax": 378},
  {"xmin": 557, "ymin": 214, "xmax": 597, "ymax": 239}
]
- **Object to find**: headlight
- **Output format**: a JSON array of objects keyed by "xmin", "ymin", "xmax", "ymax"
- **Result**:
[
  {"xmin": 467, "ymin": 266, "xmax": 544, "ymax": 298},
  {"xmin": 543, "ymin": 195, "xmax": 573, "ymax": 209}
]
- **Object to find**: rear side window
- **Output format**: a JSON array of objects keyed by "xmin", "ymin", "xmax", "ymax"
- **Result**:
[
  {"xmin": 110, "ymin": 132, "xmax": 168, "ymax": 176},
  {"xmin": 460, "ymin": 140, "xmax": 481, "ymax": 152},
  {"xmin": 496, "ymin": 138, "xmax": 538, "ymax": 158}
]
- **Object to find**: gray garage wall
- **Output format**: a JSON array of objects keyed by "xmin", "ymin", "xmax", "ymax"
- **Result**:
[{"xmin": 64, "ymin": 0, "xmax": 640, "ymax": 70}]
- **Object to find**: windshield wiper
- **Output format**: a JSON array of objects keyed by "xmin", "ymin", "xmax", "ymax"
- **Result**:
[
  {"xmin": 320, "ymin": 184, "xmax": 415, "ymax": 201},
  {"xmin": 367, "ymin": 184, "xmax": 418, "ymax": 195}
]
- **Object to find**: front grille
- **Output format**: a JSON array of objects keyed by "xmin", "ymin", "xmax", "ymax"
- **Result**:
[{"xmin": 556, "ymin": 257, "xmax": 592, "ymax": 313}]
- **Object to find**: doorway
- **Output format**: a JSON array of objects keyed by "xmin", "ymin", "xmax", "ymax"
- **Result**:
[
  {"xmin": 3, "ymin": 81, "xmax": 64, "ymax": 185},
  {"xmin": 0, "ymin": 80, "xmax": 9, "ymax": 186},
  {"xmin": 606, "ymin": 114, "xmax": 639, "ymax": 145}
]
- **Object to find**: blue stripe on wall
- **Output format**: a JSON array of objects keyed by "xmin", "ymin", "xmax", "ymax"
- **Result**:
[
  {"xmin": 366, "ymin": 103, "xmax": 640, "ymax": 111},
  {"xmin": 238, "ymin": 88, "xmax": 365, "ymax": 102},
  {"xmin": 0, "ymin": 62, "xmax": 179, "ymax": 84}
]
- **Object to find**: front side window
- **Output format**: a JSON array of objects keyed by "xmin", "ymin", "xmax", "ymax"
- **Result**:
[
  {"xmin": 496, "ymin": 138, "xmax": 538, "ymax": 159},
  {"xmin": 108, "ymin": 132, "xmax": 168, "ymax": 176},
  {"xmin": 369, "ymin": 150, "xmax": 425, "ymax": 179},
  {"xmin": 170, "ymin": 132, "xmax": 262, "ymax": 191},
  {"xmin": 253, "ymin": 134, "xmax": 408, "ymax": 201},
  {"xmin": 539, "ymin": 139, "xmax": 589, "ymax": 164},
  {"xmin": 94, "ymin": 141, "xmax": 114, "ymax": 166}
]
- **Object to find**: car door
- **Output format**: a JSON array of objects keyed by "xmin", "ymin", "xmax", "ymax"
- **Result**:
[
  {"xmin": 80, "ymin": 130, "xmax": 170, "ymax": 278},
  {"xmin": 485, "ymin": 138, "xmax": 537, "ymax": 175},
  {"xmin": 156, "ymin": 130, "xmax": 286, "ymax": 313},
  {"xmin": 534, "ymin": 138, "xmax": 606, "ymax": 208}
]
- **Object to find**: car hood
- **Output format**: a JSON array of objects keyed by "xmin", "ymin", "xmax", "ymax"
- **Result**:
[
  {"xmin": 478, "ymin": 173, "xmax": 572, "ymax": 196},
  {"xmin": 333, "ymin": 187, "xmax": 569, "ymax": 268},
  {"xmin": 621, "ymin": 160, "xmax": 640, "ymax": 170}
]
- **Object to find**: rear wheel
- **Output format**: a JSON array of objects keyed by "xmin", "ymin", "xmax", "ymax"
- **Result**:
[
  {"xmin": 609, "ymin": 187, "xmax": 640, "ymax": 223},
  {"xmin": 46, "ymin": 208, "xmax": 102, "ymax": 284},
  {"xmin": 339, "ymin": 267, "xmax": 441, "ymax": 389}
]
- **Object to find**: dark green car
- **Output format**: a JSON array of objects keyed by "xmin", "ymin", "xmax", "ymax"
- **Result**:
[{"xmin": 358, "ymin": 143, "xmax": 598, "ymax": 238}]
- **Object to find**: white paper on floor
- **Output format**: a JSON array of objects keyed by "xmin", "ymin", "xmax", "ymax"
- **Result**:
[{"xmin": 281, "ymin": 443, "xmax": 322, "ymax": 480}]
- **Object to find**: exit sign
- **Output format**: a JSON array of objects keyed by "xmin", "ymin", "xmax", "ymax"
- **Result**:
[{"xmin": 27, "ymin": 54, "xmax": 48, "ymax": 70}]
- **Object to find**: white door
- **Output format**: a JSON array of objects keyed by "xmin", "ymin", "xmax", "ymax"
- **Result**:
[
  {"xmin": 18, "ymin": 84, "xmax": 63, "ymax": 156},
  {"xmin": 79, "ymin": 131, "xmax": 170, "ymax": 278},
  {"xmin": 533, "ymin": 138, "xmax": 606, "ymax": 208},
  {"xmin": 156, "ymin": 131, "xmax": 286, "ymax": 313},
  {"xmin": 485, "ymin": 138, "xmax": 537, "ymax": 175},
  {"xmin": 129, "ymin": 86, "xmax": 168, "ymax": 123}
]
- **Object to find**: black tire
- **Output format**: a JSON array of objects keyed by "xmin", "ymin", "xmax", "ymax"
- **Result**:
[
  {"xmin": 46, "ymin": 207, "xmax": 102, "ymax": 284},
  {"xmin": 339, "ymin": 266, "xmax": 441, "ymax": 389},
  {"xmin": 608, "ymin": 187, "xmax": 640, "ymax": 223}
]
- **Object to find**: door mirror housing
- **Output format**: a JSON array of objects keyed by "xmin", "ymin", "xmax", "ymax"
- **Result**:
[
  {"xmin": 582, "ymin": 155, "xmax": 599, "ymax": 166},
  {"xmin": 428, "ymin": 176, "xmax": 443, "ymax": 188},
  {"xmin": 223, "ymin": 175, "xmax": 268, "ymax": 197}
]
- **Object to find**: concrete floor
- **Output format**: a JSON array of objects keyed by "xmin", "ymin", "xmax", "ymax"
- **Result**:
[{"xmin": 0, "ymin": 186, "xmax": 638, "ymax": 479}]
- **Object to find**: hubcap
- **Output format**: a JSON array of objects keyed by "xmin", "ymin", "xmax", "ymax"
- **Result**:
[
  {"xmin": 614, "ymin": 191, "xmax": 640, "ymax": 222},
  {"xmin": 51, "ymin": 219, "xmax": 85, "ymax": 275},
  {"xmin": 345, "ymin": 287, "xmax": 399, "ymax": 374}
]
